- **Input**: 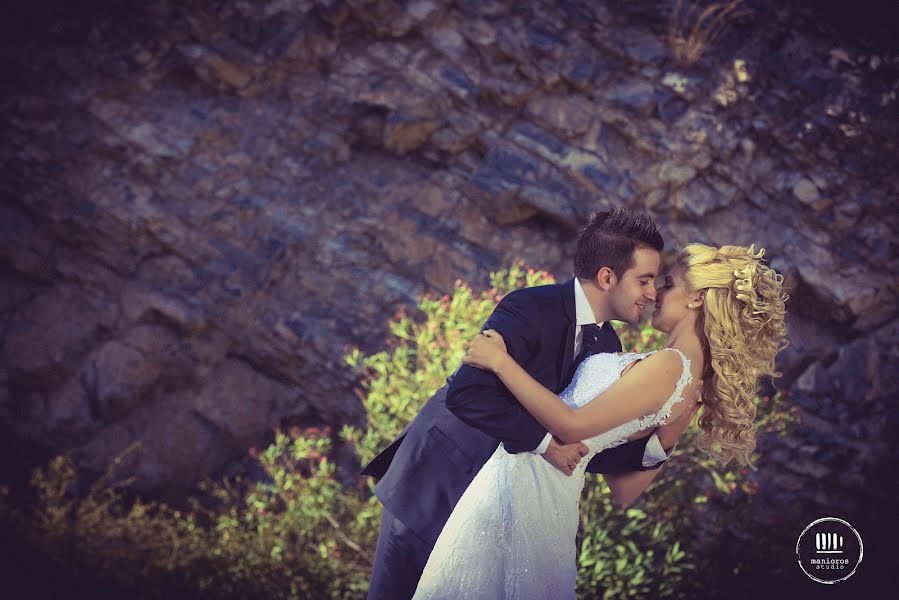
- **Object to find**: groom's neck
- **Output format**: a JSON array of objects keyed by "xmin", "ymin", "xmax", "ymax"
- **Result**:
[{"xmin": 579, "ymin": 278, "xmax": 613, "ymax": 323}]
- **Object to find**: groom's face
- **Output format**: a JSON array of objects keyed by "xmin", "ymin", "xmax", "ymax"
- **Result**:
[{"xmin": 607, "ymin": 247, "xmax": 660, "ymax": 323}]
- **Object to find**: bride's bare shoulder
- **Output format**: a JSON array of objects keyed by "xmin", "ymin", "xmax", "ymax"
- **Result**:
[{"xmin": 620, "ymin": 350, "xmax": 682, "ymax": 380}]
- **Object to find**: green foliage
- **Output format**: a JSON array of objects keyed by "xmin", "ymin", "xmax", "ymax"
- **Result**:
[
  {"xmin": 21, "ymin": 431, "xmax": 377, "ymax": 600},
  {"xmin": 576, "ymin": 321, "xmax": 798, "ymax": 599},
  {"xmin": 24, "ymin": 446, "xmax": 207, "ymax": 595},
  {"xmin": 575, "ymin": 320, "xmax": 690, "ymax": 598},
  {"xmin": 5, "ymin": 264, "xmax": 798, "ymax": 599},
  {"xmin": 185, "ymin": 427, "xmax": 378, "ymax": 599},
  {"xmin": 342, "ymin": 263, "xmax": 556, "ymax": 469}
]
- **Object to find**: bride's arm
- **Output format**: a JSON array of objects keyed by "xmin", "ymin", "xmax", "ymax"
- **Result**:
[{"xmin": 463, "ymin": 331, "xmax": 684, "ymax": 445}]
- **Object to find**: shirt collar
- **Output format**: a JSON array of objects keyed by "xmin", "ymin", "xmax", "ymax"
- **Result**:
[{"xmin": 573, "ymin": 278, "xmax": 599, "ymax": 326}]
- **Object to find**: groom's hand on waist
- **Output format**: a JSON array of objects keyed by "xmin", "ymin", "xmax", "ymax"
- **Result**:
[{"xmin": 542, "ymin": 436, "xmax": 589, "ymax": 476}]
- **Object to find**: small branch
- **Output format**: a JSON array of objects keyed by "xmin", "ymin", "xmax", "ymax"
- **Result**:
[{"xmin": 322, "ymin": 511, "xmax": 374, "ymax": 566}]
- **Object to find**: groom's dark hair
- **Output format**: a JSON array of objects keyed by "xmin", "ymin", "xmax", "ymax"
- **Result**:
[{"xmin": 574, "ymin": 208, "xmax": 664, "ymax": 279}]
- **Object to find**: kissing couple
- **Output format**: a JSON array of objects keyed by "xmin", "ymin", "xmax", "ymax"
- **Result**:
[{"xmin": 362, "ymin": 208, "xmax": 788, "ymax": 599}]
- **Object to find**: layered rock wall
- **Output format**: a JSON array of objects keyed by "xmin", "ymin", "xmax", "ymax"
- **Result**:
[{"xmin": 1, "ymin": 0, "xmax": 896, "ymax": 535}]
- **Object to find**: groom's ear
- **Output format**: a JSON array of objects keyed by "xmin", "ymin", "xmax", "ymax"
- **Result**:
[{"xmin": 596, "ymin": 267, "xmax": 617, "ymax": 291}]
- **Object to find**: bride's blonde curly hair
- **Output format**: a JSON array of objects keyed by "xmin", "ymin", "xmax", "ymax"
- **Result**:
[{"xmin": 676, "ymin": 243, "xmax": 788, "ymax": 469}]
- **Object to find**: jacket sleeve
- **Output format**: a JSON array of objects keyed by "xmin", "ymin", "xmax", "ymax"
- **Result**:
[
  {"xmin": 445, "ymin": 290, "xmax": 550, "ymax": 454},
  {"xmin": 584, "ymin": 434, "xmax": 663, "ymax": 474}
]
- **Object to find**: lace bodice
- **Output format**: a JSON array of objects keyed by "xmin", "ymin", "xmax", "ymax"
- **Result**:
[
  {"xmin": 563, "ymin": 348, "xmax": 693, "ymax": 457},
  {"xmin": 412, "ymin": 348, "xmax": 691, "ymax": 600}
]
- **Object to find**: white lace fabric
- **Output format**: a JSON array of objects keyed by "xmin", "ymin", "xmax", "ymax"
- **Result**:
[{"xmin": 412, "ymin": 349, "xmax": 691, "ymax": 600}]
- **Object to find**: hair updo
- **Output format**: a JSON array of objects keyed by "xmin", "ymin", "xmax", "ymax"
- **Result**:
[{"xmin": 676, "ymin": 243, "xmax": 789, "ymax": 468}]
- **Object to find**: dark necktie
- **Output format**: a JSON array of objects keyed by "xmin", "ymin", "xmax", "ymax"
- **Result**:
[{"xmin": 573, "ymin": 323, "xmax": 604, "ymax": 371}]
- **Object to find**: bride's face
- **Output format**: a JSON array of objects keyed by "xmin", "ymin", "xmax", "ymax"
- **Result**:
[{"xmin": 651, "ymin": 265, "xmax": 695, "ymax": 333}]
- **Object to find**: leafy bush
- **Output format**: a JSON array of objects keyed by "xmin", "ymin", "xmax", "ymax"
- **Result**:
[
  {"xmin": 24, "ymin": 447, "xmax": 204, "ymax": 595},
  {"xmin": 341, "ymin": 264, "xmax": 557, "ymax": 471},
  {"xmin": 1, "ymin": 264, "xmax": 797, "ymax": 599},
  {"xmin": 576, "ymin": 318, "xmax": 797, "ymax": 598},
  {"xmin": 20, "ymin": 431, "xmax": 375, "ymax": 600}
]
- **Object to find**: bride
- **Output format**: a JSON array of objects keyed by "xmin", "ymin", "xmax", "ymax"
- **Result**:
[{"xmin": 412, "ymin": 243, "xmax": 788, "ymax": 599}]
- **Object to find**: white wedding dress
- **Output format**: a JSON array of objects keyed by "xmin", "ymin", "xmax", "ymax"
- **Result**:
[{"xmin": 412, "ymin": 348, "xmax": 691, "ymax": 600}]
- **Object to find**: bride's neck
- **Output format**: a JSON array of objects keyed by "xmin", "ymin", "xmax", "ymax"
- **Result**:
[{"xmin": 665, "ymin": 318, "xmax": 705, "ymax": 371}]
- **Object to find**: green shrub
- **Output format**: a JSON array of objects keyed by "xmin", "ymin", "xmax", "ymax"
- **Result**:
[
  {"xmin": 187, "ymin": 427, "xmax": 377, "ymax": 599},
  {"xmin": 341, "ymin": 264, "xmax": 557, "ymax": 472},
  {"xmin": 2, "ymin": 264, "xmax": 797, "ymax": 599},
  {"xmin": 22, "ymin": 446, "xmax": 206, "ymax": 597},
  {"xmin": 575, "ymin": 318, "xmax": 797, "ymax": 598}
]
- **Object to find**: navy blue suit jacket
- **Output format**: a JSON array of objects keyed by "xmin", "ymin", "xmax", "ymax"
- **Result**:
[{"xmin": 361, "ymin": 278, "xmax": 659, "ymax": 545}]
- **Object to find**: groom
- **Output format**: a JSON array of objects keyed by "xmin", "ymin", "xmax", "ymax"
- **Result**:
[{"xmin": 363, "ymin": 208, "xmax": 689, "ymax": 599}]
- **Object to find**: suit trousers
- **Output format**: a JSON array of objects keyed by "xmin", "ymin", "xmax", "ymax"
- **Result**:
[{"xmin": 367, "ymin": 505, "xmax": 432, "ymax": 600}]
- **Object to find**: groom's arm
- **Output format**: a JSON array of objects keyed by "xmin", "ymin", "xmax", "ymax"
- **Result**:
[
  {"xmin": 585, "ymin": 434, "xmax": 671, "ymax": 474},
  {"xmin": 587, "ymin": 395, "xmax": 698, "ymax": 474},
  {"xmin": 446, "ymin": 290, "xmax": 549, "ymax": 453}
]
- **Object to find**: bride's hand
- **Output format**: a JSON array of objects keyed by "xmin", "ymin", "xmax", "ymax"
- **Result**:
[{"xmin": 461, "ymin": 329, "xmax": 509, "ymax": 372}]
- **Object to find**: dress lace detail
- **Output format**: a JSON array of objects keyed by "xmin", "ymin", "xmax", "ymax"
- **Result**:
[{"xmin": 412, "ymin": 349, "xmax": 691, "ymax": 600}]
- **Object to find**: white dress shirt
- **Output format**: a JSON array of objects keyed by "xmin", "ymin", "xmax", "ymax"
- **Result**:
[{"xmin": 530, "ymin": 278, "xmax": 674, "ymax": 467}]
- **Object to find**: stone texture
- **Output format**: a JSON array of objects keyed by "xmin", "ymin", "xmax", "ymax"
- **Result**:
[
  {"xmin": 524, "ymin": 94, "xmax": 595, "ymax": 137},
  {"xmin": 0, "ymin": 0, "xmax": 895, "ymax": 536},
  {"xmin": 796, "ymin": 361, "xmax": 832, "ymax": 395},
  {"xmin": 383, "ymin": 103, "xmax": 442, "ymax": 155},
  {"xmin": 3, "ymin": 285, "xmax": 101, "ymax": 385},
  {"xmin": 673, "ymin": 178, "xmax": 734, "ymax": 218}
]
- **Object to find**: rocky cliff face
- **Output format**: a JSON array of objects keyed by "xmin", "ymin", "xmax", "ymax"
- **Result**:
[{"xmin": 1, "ymin": 0, "xmax": 896, "ymax": 538}]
